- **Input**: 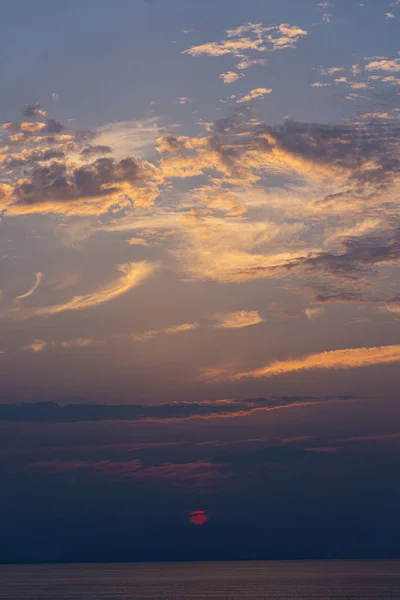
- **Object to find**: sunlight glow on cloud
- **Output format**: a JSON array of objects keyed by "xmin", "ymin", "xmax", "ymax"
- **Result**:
[
  {"xmin": 237, "ymin": 88, "xmax": 272, "ymax": 103},
  {"xmin": 228, "ymin": 345, "xmax": 400, "ymax": 380},
  {"xmin": 131, "ymin": 322, "xmax": 198, "ymax": 342},
  {"xmin": 9, "ymin": 262, "xmax": 156, "ymax": 319},
  {"xmin": 212, "ymin": 310, "xmax": 264, "ymax": 329},
  {"xmin": 183, "ymin": 22, "xmax": 307, "ymax": 62},
  {"xmin": 219, "ymin": 71, "xmax": 240, "ymax": 84},
  {"xmin": 15, "ymin": 272, "xmax": 43, "ymax": 301}
]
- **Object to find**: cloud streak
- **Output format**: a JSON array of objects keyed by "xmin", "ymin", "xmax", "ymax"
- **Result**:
[
  {"xmin": 7, "ymin": 262, "xmax": 155, "ymax": 319},
  {"xmin": 131, "ymin": 322, "xmax": 198, "ymax": 342},
  {"xmin": 212, "ymin": 310, "xmax": 264, "ymax": 329},
  {"xmin": 226, "ymin": 344, "xmax": 400, "ymax": 380},
  {"xmin": 15, "ymin": 272, "xmax": 43, "ymax": 301}
]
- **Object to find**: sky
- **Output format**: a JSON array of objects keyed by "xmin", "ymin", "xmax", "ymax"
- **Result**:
[{"xmin": 0, "ymin": 0, "xmax": 400, "ymax": 563}]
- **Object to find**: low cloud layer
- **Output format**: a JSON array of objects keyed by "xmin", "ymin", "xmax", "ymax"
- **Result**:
[{"xmin": 0, "ymin": 395, "xmax": 353, "ymax": 423}]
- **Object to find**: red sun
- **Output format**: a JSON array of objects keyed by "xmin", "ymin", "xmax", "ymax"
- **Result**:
[{"xmin": 190, "ymin": 510, "xmax": 208, "ymax": 526}]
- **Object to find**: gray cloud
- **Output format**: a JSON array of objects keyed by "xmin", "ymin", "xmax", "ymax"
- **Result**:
[
  {"xmin": 0, "ymin": 396, "xmax": 354, "ymax": 423},
  {"xmin": 80, "ymin": 145, "xmax": 113, "ymax": 157},
  {"xmin": 23, "ymin": 104, "xmax": 47, "ymax": 117}
]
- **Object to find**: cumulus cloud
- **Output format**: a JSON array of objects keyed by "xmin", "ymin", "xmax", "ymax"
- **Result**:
[
  {"xmin": 7, "ymin": 262, "xmax": 155, "ymax": 319},
  {"xmin": 0, "ymin": 155, "xmax": 161, "ymax": 216},
  {"xmin": 236, "ymin": 58, "xmax": 267, "ymax": 70},
  {"xmin": 237, "ymin": 88, "xmax": 272, "ymax": 103},
  {"xmin": 220, "ymin": 71, "xmax": 240, "ymax": 84},
  {"xmin": 227, "ymin": 344, "xmax": 400, "ymax": 380},
  {"xmin": 23, "ymin": 104, "xmax": 47, "ymax": 117},
  {"xmin": 183, "ymin": 22, "xmax": 307, "ymax": 61},
  {"xmin": 212, "ymin": 310, "xmax": 264, "ymax": 329},
  {"xmin": 80, "ymin": 145, "xmax": 112, "ymax": 157},
  {"xmin": 0, "ymin": 112, "xmax": 167, "ymax": 217},
  {"xmin": 364, "ymin": 58, "xmax": 400, "ymax": 72},
  {"xmin": 175, "ymin": 97, "xmax": 193, "ymax": 105}
]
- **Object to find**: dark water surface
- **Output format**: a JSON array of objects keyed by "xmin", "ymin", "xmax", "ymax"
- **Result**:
[{"xmin": 1, "ymin": 560, "xmax": 399, "ymax": 599}]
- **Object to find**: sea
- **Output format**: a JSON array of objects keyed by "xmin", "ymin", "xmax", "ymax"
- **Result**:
[{"xmin": 1, "ymin": 560, "xmax": 399, "ymax": 599}]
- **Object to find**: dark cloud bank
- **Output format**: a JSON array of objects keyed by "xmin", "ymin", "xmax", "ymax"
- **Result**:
[{"xmin": 0, "ymin": 395, "xmax": 350, "ymax": 422}]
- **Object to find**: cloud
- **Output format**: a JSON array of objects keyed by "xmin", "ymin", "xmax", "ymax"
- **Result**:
[
  {"xmin": 128, "ymin": 237, "xmax": 148, "ymax": 246},
  {"xmin": 26, "ymin": 458, "xmax": 223, "ymax": 486},
  {"xmin": 0, "ymin": 113, "xmax": 166, "ymax": 217},
  {"xmin": 311, "ymin": 82, "xmax": 331, "ymax": 88},
  {"xmin": 365, "ymin": 59, "xmax": 400, "ymax": 72},
  {"xmin": 24, "ymin": 338, "xmax": 100, "ymax": 352},
  {"xmin": 7, "ymin": 262, "xmax": 155, "ymax": 319},
  {"xmin": 2, "ymin": 121, "xmax": 47, "ymax": 133},
  {"xmin": 80, "ymin": 145, "xmax": 112, "ymax": 157},
  {"xmin": 220, "ymin": 71, "xmax": 240, "ymax": 84},
  {"xmin": 227, "ymin": 344, "xmax": 400, "ymax": 380},
  {"xmin": 0, "ymin": 395, "xmax": 354, "ymax": 423},
  {"xmin": 287, "ymin": 231, "xmax": 400, "ymax": 279},
  {"xmin": 1, "ymin": 155, "xmax": 162, "ymax": 216},
  {"xmin": 236, "ymin": 58, "xmax": 267, "ymax": 70},
  {"xmin": 175, "ymin": 97, "xmax": 193, "ymax": 105},
  {"xmin": 212, "ymin": 310, "xmax": 264, "ymax": 329},
  {"xmin": 131, "ymin": 322, "xmax": 198, "ymax": 342},
  {"xmin": 2, "ymin": 119, "xmax": 64, "ymax": 134},
  {"xmin": 318, "ymin": 66, "xmax": 345, "ymax": 75},
  {"xmin": 95, "ymin": 117, "xmax": 172, "ymax": 160},
  {"xmin": 24, "ymin": 339, "xmax": 48, "ymax": 353},
  {"xmin": 237, "ymin": 88, "xmax": 272, "ymax": 103},
  {"xmin": 23, "ymin": 104, "xmax": 47, "ymax": 117},
  {"xmin": 183, "ymin": 22, "xmax": 307, "ymax": 59},
  {"xmin": 15, "ymin": 272, "xmax": 43, "ymax": 301},
  {"xmin": 304, "ymin": 307, "xmax": 325, "ymax": 320}
]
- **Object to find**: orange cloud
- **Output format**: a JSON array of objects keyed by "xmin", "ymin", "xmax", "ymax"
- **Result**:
[
  {"xmin": 228, "ymin": 344, "xmax": 400, "ymax": 380},
  {"xmin": 365, "ymin": 59, "xmax": 400, "ymax": 72},
  {"xmin": 237, "ymin": 88, "xmax": 272, "ymax": 103},
  {"xmin": 15, "ymin": 272, "xmax": 43, "ymax": 301},
  {"xmin": 219, "ymin": 71, "xmax": 240, "ymax": 84},
  {"xmin": 212, "ymin": 310, "xmax": 264, "ymax": 329},
  {"xmin": 132, "ymin": 322, "xmax": 198, "ymax": 342},
  {"xmin": 9, "ymin": 262, "xmax": 155, "ymax": 319}
]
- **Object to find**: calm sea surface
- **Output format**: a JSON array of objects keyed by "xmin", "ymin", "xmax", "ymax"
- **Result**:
[{"xmin": 1, "ymin": 560, "xmax": 399, "ymax": 599}]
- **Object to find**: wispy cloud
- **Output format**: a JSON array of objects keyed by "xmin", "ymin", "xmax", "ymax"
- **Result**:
[
  {"xmin": 131, "ymin": 322, "xmax": 198, "ymax": 342},
  {"xmin": 24, "ymin": 338, "xmax": 100, "ymax": 352},
  {"xmin": 226, "ymin": 345, "xmax": 400, "ymax": 380},
  {"xmin": 15, "ymin": 272, "xmax": 43, "ymax": 301},
  {"xmin": 8, "ymin": 262, "xmax": 155, "ymax": 319},
  {"xmin": 212, "ymin": 310, "xmax": 264, "ymax": 329},
  {"xmin": 0, "ymin": 396, "xmax": 355, "ymax": 423}
]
